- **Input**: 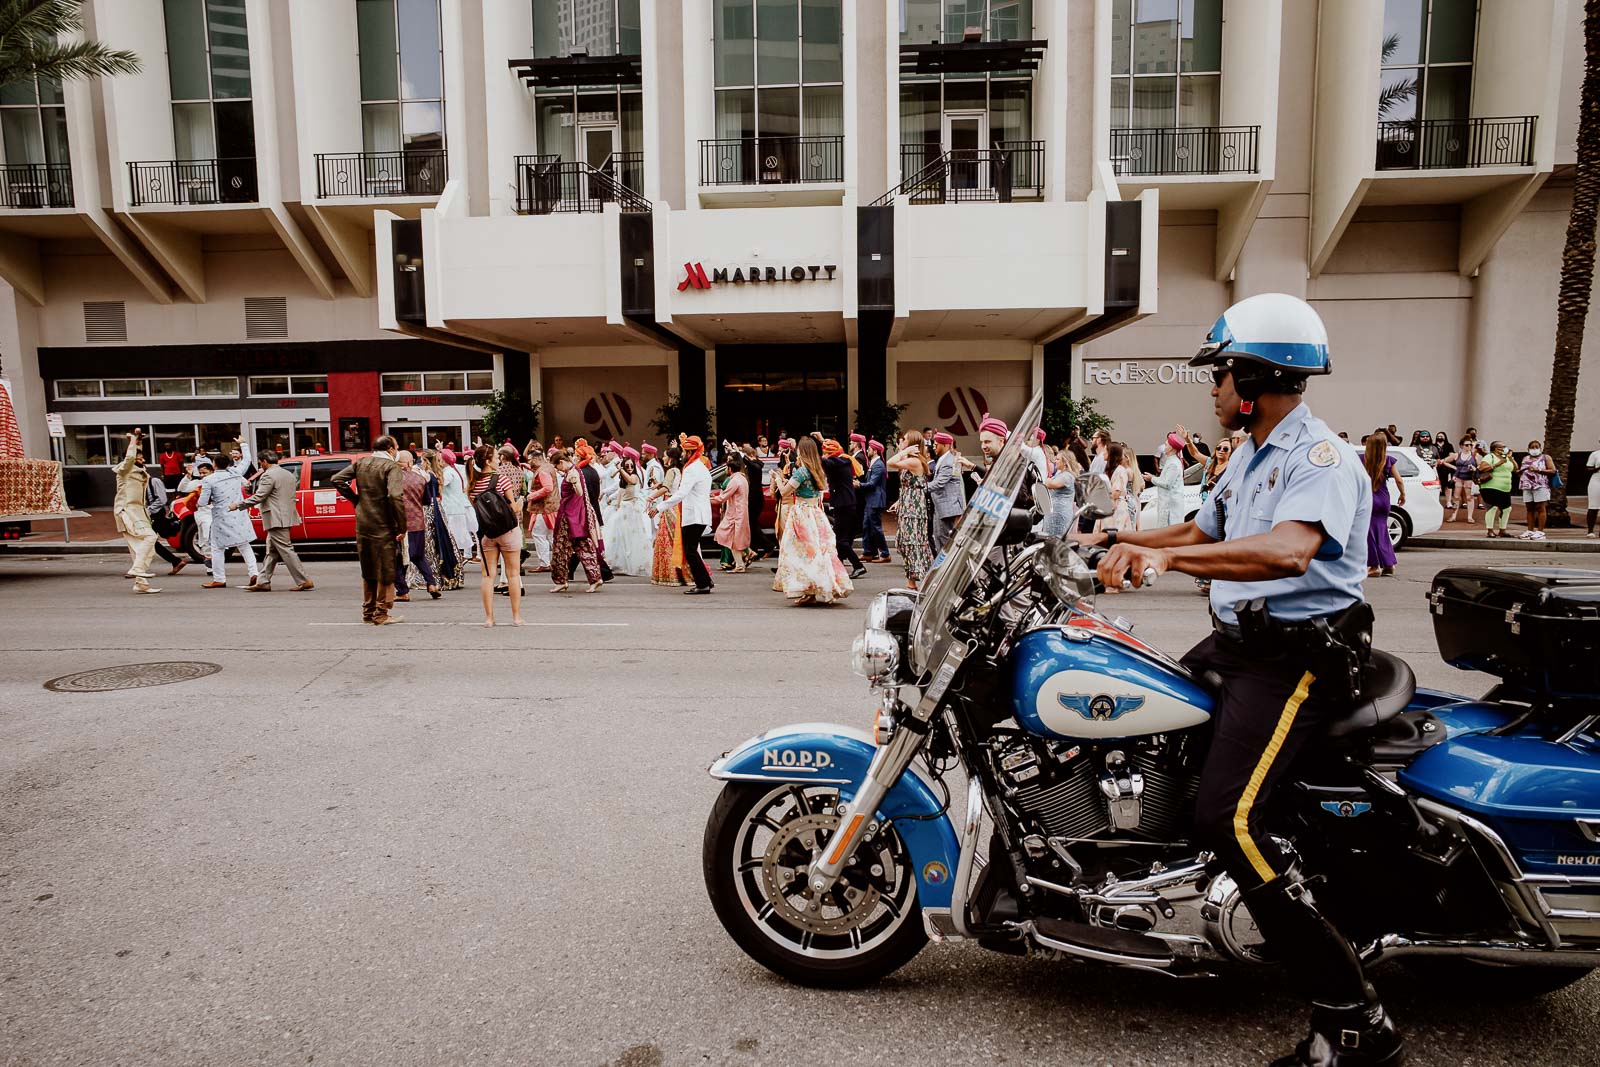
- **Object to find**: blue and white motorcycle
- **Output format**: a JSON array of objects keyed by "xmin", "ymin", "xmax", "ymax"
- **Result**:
[{"xmin": 703, "ymin": 392, "xmax": 1600, "ymax": 994}]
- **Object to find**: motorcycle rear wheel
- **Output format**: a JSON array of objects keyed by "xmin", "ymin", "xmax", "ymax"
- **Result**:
[
  {"xmin": 1401, "ymin": 958, "xmax": 1596, "ymax": 999},
  {"xmin": 703, "ymin": 782, "xmax": 928, "ymax": 988}
]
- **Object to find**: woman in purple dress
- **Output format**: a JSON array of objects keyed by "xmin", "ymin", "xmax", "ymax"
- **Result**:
[{"xmin": 1364, "ymin": 432, "xmax": 1405, "ymax": 577}]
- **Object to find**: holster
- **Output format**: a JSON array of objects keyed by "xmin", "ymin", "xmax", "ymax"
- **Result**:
[{"xmin": 1232, "ymin": 599, "xmax": 1374, "ymax": 704}]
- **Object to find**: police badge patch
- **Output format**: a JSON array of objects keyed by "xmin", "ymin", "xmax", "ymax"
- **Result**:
[{"xmin": 1308, "ymin": 440, "xmax": 1341, "ymax": 468}]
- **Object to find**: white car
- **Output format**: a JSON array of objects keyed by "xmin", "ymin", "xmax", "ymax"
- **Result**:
[{"xmin": 1137, "ymin": 443, "xmax": 1442, "ymax": 549}]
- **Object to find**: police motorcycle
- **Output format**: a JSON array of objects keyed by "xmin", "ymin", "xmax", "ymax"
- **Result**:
[{"xmin": 702, "ymin": 389, "xmax": 1600, "ymax": 1003}]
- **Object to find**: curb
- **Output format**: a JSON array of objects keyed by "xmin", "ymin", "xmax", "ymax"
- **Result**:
[{"xmin": 1408, "ymin": 535, "xmax": 1599, "ymax": 553}]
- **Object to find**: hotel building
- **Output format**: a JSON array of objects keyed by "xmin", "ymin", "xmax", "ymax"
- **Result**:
[{"xmin": 0, "ymin": 1, "xmax": 1589, "ymax": 503}]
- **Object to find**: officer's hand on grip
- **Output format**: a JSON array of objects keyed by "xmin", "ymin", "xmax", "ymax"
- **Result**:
[{"xmin": 1097, "ymin": 542, "xmax": 1168, "ymax": 593}]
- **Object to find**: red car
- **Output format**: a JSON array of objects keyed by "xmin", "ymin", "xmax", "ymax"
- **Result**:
[{"xmin": 168, "ymin": 452, "xmax": 367, "ymax": 560}]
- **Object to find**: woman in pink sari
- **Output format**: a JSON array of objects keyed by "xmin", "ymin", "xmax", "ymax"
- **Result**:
[{"xmin": 712, "ymin": 453, "xmax": 752, "ymax": 572}]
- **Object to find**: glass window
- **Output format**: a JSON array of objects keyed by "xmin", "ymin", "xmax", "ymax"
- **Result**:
[
  {"xmin": 1131, "ymin": 76, "xmax": 1177, "ymax": 128},
  {"xmin": 397, "ymin": 0, "xmax": 442, "ymax": 100},
  {"xmin": 715, "ymin": 88, "xmax": 756, "ymax": 141},
  {"xmin": 1428, "ymin": 0, "xmax": 1476, "ymax": 63},
  {"xmin": 1178, "ymin": 73, "xmax": 1218, "ymax": 127},
  {"xmin": 1379, "ymin": 66, "xmax": 1420, "ymax": 122},
  {"xmin": 103, "ymin": 379, "xmax": 148, "ymax": 398},
  {"xmin": 620, "ymin": 0, "xmax": 641, "ymax": 53},
  {"xmin": 989, "ymin": 0, "xmax": 1031, "ymax": 41},
  {"xmin": 310, "ymin": 459, "xmax": 347, "ymax": 488},
  {"xmin": 213, "ymin": 99, "xmax": 254, "ymax": 159},
  {"xmin": 761, "ymin": 86, "xmax": 799, "ymax": 139},
  {"xmin": 990, "ymin": 80, "xmax": 1031, "ymax": 144},
  {"xmin": 107, "ymin": 425, "xmax": 150, "ymax": 457},
  {"xmin": 292, "ymin": 375, "xmax": 329, "ymax": 395},
  {"xmin": 39, "ymin": 76, "xmax": 63, "ymax": 106},
  {"xmin": 172, "ymin": 102, "xmax": 215, "ymax": 159},
  {"xmin": 381, "ymin": 372, "xmax": 423, "ymax": 392},
  {"xmin": 207, "ymin": 0, "xmax": 252, "ymax": 99},
  {"xmin": 944, "ymin": 0, "xmax": 983, "ymax": 42},
  {"xmin": 55, "ymin": 380, "xmax": 101, "ymax": 399},
  {"xmin": 2, "ymin": 110, "xmax": 43, "ymax": 167},
  {"xmin": 249, "ymin": 375, "xmax": 289, "ymax": 395},
  {"xmin": 1112, "ymin": 0, "xmax": 1131, "ymax": 73},
  {"xmin": 153, "ymin": 423, "xmax": 199, "ymax": 456},
  {"xmin": 465, "ymin": 371, "xmax": 494, "ymax": 391},
  {"xmin": 802, "ymin": 84, "xmax": 843, "ymax": 138},
  {"xmin": 1180, "ymin": 0, "xmax": 1221, "ymax": 72},
  {"xmin": 801, "ymin": 0, "xmax": 842, "ymax": 83},
  {"xmin": 363, "ymin": 102, "xmax": 401, "ymax": 153},
  {"xmin": 0, "ymin": 79, "xmax": 35, "ymax": 106},
  {"xmin": 358, "ymin": 0, "xmax": 399, "ymax": 101},
  {"xmin": 41, "ymin": 107, "xmax": 69, "ymax": 166},
  {"xmin": 1423, "ymin": 64, "xmax": 1471, "ymax": 121},
  {"xmin": 195, "ymin": 377, "xmax": 239, "ymax": 397},
  {"xmin": 538, "ymin": 93, "xmax": 575, "ymax": 160},
  {"xmin": 1111, "ymin": 77, "xmax": 1131, "ymax": 130},
  {"xmin": 757, "ymin": 0, "xmax": 800, "ymax": 84},
  {"xmin": 1383, "ymin": 0, "xmax": 1427, "ymax": 66},
  {"xmin": 164, "ymin": 0, "xmax": 211, "ymax": 100},
  {"xmin": 402, "ymin": 101, "xmax": 444, "ymax": 151},
  {"xmin": 715, "ymin": 0, "xmax": 755, "ymax": 85},
  {"xmin": 294, "ymin": 425, "xmax": 330, "ymax": 454},
  {"xmin": 62, "ymin": 425, "xmax": 105, "ymax": 465},
  {"xmin": 149, "ymin": 378, "xmax": 194, "ymax": 397},
  {"xmin": 197, "ymin": 423, "xmax": 241, "ymax": 453},
  {"xmin": 423, "ymin": 372, "xmax": 464, "ymax": 391}
]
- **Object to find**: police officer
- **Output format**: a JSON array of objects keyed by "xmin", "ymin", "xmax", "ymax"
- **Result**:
[{"xmin": 1075, "ymin": 293, "xmax": 1401, "ymax": 1067}]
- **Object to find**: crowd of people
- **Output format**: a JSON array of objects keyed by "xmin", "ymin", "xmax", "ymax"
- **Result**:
[{"xmin": 108, "ymin": 412, "xmax": 1600, "ymax": 608}]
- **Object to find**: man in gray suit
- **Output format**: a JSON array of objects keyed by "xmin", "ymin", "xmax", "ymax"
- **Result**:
[
  {"xmin": 230, "ymin": 449, "xmax": 313, "ymax": 592},
  {"xmin": 927, "ymin": 430, "xmax": 966, "ymax": 553}
]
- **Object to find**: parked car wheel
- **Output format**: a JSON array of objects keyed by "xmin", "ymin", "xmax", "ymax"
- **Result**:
[
  {"xmin": 1387, "ymin": 510, "xmax": 1412, "ymax": 550},
  {"xmin": 179, "ymin": 518, "xmax": 205, "ymax": 563}
]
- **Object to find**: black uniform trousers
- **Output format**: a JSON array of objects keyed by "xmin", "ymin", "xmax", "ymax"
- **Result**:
[
  {"xmin": 1180, "ymin": 631, "xmax": 1340, "ymax": 890},
  {"xmin": 832, "ymin": 503, "xmax": 862, "ymax": 570}
]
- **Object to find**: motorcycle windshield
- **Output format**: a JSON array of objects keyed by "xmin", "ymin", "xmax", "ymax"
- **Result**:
[{"xmin": 910, "ymin": 391, "xmax": 1045, "ymax": 674}]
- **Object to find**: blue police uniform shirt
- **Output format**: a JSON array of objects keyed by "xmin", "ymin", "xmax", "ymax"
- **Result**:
[{"xmin": 1195, "ymin": 403, "xmax": 1370, "ymax": 626}]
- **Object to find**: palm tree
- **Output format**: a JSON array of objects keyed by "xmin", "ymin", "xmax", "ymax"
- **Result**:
[
  {"xmin": 0, "ymin": 0, "xmax": 139, "ymax": 90},
  {"xmin": 1377, "ymin": 33, "xmax": 1418, "ymax": 119},
  {"xmin": 1542, "ymin": 0, "xmax": 1600, "ymax": 526}
]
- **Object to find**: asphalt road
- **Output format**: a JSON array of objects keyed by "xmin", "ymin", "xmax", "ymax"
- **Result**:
[{"xmin": 2, "ymin": 547, "xmax": 1596, "ymax": 1066}]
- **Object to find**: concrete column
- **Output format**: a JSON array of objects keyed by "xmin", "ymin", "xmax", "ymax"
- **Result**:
[{"xmin": 0, "ymin": 284, "xmax": 48, "ymax": 458}]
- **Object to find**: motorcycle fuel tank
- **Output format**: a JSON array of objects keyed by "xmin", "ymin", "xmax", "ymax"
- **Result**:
[{"xmin": 1010, "ymin": 626, "xmax": 1214, "ymax": 740}]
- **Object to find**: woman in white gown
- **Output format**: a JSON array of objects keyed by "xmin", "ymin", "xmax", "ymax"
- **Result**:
[{"xmin": 604, "ymin": 447, "xmax": 655, "ymax": 575}]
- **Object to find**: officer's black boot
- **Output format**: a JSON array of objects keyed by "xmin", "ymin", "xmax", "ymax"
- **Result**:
[{"xmin": 1242, "ymin": 870, "xmax": 1404, "ymax": 1067}]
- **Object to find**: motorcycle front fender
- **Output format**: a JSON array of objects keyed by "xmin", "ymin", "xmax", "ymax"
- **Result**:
[{"xmin": 709, "ymin": 722, "xmax": 960, "ymax": 908}]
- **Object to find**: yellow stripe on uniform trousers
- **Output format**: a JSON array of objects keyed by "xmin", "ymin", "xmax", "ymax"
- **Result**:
[{"xmin": 1233, "ymin": 671, "xmax": 1317, "ymax": 885}]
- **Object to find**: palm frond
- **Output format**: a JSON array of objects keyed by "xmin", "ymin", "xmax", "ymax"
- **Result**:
[
  {"xmin": 1381, "ymin": 32, "xmax": 1400, "ymax": 65},
  {"xmin": 3, "ymin": 37, "xmax": 140, "ymax": 86},
  {"xmin": 1377, "ymin": 76, "xmax": 1418, "ymax": 119},
  {"xmin": 0, "ymin": 1, "xmax": 137, "ymax": 88}
]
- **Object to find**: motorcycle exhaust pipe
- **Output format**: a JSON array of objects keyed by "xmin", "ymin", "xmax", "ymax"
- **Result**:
[{"xmin": 1366, "ymin": 934, "xmax": 1600, "ymax": 968}]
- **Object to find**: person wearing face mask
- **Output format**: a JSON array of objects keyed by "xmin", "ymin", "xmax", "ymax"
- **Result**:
[
  {"xmin": 1477, "ymin": 441, "xmax": 1517, "ymax": 538},
  {"xmin": 1149, "ymin": 433, "xmax": 1186, "ymax": 528},
  {"xmin": 1516, "ymin": 439, "xmax": 1557, "ymax": 540}
]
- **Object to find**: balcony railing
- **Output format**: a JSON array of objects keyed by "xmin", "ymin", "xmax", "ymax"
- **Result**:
[
  {"xmin": 699, "ymin": 135, "xmax": 844, "ymax": 186},
  {"xmin": 1110, "ymin": 126, "xmax": 1260, "ymax": 177},
  {"xmin": 0, "ymin": 162, "xmax": 73, "ymax": 208},
  {"xmin": 892, "ymin": 141, "xmax": 1045, "ymax": 204},
  {"xmin": 1375, "ymin": 116, "xmax": 1537, "ymax": 171},
  {"xmin": 514, "ymin": 155, "xmax": 651, "ymax": 215},
  {"xmin": 128, "ymin": 158, "xmax": 258, "ymax": 206},
  {"xmin": 315, "ymin": 149, "xmax": 446, "ymax": 198}
]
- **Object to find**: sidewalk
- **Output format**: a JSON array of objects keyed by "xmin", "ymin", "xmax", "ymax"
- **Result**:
[{"xmin": 1407, "ymin": 497, "xmax": 1598, "ymax": 553}]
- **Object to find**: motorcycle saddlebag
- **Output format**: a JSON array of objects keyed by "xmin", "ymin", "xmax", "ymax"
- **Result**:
[{"xmin": 1428, "ymin": 567, "xmax": 1600, "ymax": 699}]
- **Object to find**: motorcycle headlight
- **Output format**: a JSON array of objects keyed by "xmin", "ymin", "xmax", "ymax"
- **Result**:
[{"xmin": 850, "ymin": 628, "xmax": 900, "ymax": 685}]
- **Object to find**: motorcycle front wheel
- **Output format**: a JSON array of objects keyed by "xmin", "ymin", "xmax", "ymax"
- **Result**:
[{"xmin": 703, "ymin": 782, "xmax": 927, "ymax": 987}]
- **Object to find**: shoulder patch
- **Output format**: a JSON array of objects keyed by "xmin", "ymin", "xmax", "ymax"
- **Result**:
[{"xmin": 1307, "ymin": 440, "xmax": 1341, "ymax": 468}]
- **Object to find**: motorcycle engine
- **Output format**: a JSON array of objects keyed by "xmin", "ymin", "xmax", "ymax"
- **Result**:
[{"xmin": 993, "ymin": 734, "xmax": 1201, "ymax": 845}]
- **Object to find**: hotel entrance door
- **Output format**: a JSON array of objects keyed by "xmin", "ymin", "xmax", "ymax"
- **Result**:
[{"xmin": 715, "ymin": 345, "xmax": 847, "ymax": 444}]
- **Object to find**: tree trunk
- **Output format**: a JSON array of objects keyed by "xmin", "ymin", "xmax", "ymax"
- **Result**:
[{"xmin": 1544, "ymin": 0, "xmax": 1600, "ymax": 525}]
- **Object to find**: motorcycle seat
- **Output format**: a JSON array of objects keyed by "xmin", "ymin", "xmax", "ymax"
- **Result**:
[
  {"xmin": 1195, "ymin": 650, "xmax": 1417, "ymax": 740},
  {"xmin": 1322, "ymin": 650, "xmax": 1417, "ymax": 740}
]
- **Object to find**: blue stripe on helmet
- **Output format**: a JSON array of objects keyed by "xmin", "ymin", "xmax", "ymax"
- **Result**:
[{"xmin": 1228, "ymin": 340, "xmax": 1329, "ymax": 372}]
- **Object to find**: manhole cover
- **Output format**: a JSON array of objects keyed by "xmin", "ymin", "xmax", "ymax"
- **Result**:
[{"xmin": 44, "ymin": 662, "xmax": 222, "ymax": 693}]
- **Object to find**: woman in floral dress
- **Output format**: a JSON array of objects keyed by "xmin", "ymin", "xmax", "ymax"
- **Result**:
[
  {"xmin": 649, "ymin": 446, "xmax": 689, "ymax": 587},
  {"xmin": 886, "ymin": 429, "xmax": 933, "ymax": 588},
  {"xmin": 771, "ymin": 437, "xmax": 853, "ymax": 605}
]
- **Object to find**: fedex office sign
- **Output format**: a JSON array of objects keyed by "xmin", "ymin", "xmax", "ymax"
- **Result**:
[{"xmin": 1082, "ymin": 360, "xmax": 1214, "ymax": 387}]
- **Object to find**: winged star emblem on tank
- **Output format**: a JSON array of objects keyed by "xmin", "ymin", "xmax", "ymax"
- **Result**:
[{"xmin": 1059, "ymin": 693, "xmax": 1147, "ymax": 722}]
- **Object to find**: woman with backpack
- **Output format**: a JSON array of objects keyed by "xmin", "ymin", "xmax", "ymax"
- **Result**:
[{"xmin": 467, "ymin": 444, "xmax": 524, "ymax": 626}]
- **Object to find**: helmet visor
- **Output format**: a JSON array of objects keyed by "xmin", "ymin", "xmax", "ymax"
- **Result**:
[{"xmin": 1190, "ymin": 337, "xmax": 1232, "ymax": 367}]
